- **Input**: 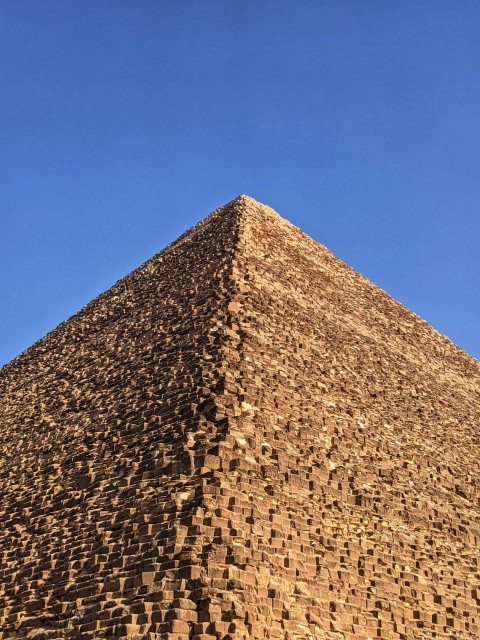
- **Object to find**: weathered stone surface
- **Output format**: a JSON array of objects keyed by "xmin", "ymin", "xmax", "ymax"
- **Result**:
[{"xmin": 1, "ymin": 195, "xmax": 479, "ymax": 639}]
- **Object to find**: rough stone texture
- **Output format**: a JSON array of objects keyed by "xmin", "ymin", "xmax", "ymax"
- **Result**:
[{"xmin": 1, "ymin": 195, "xmax": 479, "ymax": 640}]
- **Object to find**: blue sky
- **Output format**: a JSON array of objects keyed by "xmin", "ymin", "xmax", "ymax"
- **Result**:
[{"xmin": 1, "ymin": 0, "xmax": 479, "ymax": 366}]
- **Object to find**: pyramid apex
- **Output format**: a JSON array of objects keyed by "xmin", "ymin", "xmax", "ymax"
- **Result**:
[
  {"xmin": 226, "ymin": 193, "xmax": 266, "ymax": 208},
  {"xmin": 222, "ymin": 194, "xmax": 283, "ymax": 224},
  {"xmin": 233, "ymin": 193, "xmax": 259, "ymax": 203}
]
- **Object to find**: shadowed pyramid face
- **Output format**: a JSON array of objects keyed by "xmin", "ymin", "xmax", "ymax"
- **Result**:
[{"xmin": 1, "ymin": 195, "xmax": 479, "ymax": 640}]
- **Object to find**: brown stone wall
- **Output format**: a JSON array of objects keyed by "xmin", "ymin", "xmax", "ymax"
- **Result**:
[
  {"xmin": 1, "ymin": 195, "xmax": 480, "ymax": 640},
  {"xmin": 204, "ymin": 197, "xmax": 480, "ymax": 639},
  {"xmin": 0, "ymin": 204, "xmax": 241, "ymax": 639}
]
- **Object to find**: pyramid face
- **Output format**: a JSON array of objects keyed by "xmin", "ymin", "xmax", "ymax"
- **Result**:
[{"xmin": 1, "ymin": 196, "xmax": 479, "ymax": 640}]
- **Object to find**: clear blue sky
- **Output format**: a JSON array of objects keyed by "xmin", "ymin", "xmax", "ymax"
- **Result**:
[{"xmin": 1, "ymin": 1, "xmax": 479, "ymax": 366}]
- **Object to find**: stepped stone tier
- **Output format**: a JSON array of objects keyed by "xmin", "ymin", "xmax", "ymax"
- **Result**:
[{"xmin": 1, "ymin": 196, "xmax": 480, "ymax": 640}]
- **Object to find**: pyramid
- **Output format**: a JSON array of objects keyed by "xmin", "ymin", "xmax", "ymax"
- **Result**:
[{"xmin": 1, "ymin": 196, "xmax": 479, "ymax": 640}]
